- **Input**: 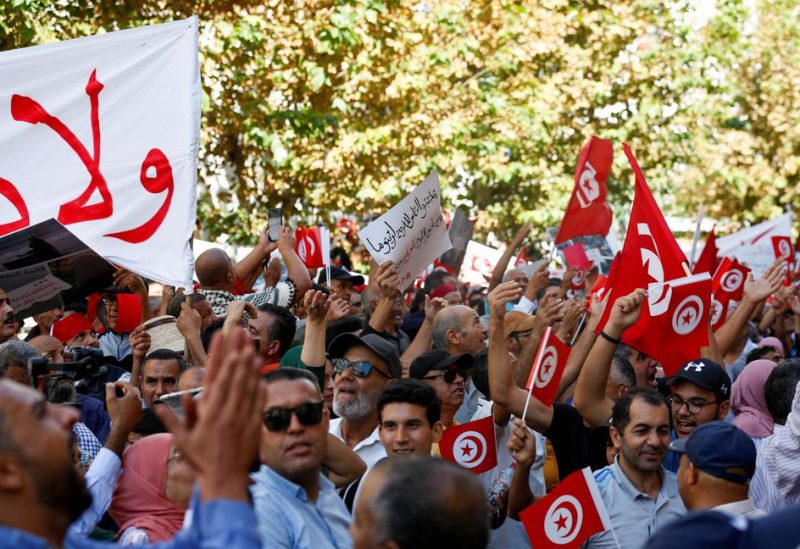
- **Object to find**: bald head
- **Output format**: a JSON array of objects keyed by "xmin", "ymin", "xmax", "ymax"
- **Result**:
[
  {"xmin": 431, "ymin": 305, "xmax": 486, "ymax": 354},
  {"xmin": 351, "ymin": 456, "xmax": 489, "ymax": 549},
  {"xmin": 195, "ymin": 249, "xmax": 235, "ymax": 290}
]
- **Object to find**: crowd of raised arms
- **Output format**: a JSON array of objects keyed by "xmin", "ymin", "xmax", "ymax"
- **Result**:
[{"xmin": 2, "ymin": 217, "xmax": 800, "ymax": 549}]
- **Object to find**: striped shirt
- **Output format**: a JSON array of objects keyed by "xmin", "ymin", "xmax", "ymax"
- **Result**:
[{"xmin": 749, "ymin": 380, "xmax": 800, "ymax": 512}]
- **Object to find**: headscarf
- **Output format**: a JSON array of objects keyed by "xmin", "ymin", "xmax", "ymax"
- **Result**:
[
  {"xmin": 109, "ymin": 433, "xmax": 186, "ymax": 542},
  {"xmin": 731, "ymin": 359, "xmax": 778, "ymax": 438},
  {"xmin": 758, "ymin": 336, "xmax": 785, "ymax": 357}
]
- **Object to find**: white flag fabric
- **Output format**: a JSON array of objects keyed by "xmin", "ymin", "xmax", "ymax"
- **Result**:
[
  {"xmin": 716, "ymin": 213, "xmax": 792, "ymax": 277},
  {"xmin": 0, "ymin": 17, "xmax": 200, "ymax": 288}
]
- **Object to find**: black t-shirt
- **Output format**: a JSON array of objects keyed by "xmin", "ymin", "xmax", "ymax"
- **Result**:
[{"xmin": 544, "ymin": 403, "xmax": 610, "ymax": 480}]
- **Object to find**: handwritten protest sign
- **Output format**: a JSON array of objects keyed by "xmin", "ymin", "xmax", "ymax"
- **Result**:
[
  {"xmin": 359, "ymin": 171, "xmax": 452, "ymax": 289},
  {"xmin": 0, "ymin": 18, "xmax": 200, "ymax": 288}
]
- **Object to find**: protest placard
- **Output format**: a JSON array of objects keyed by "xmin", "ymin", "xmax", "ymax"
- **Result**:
[
  {"xmin": 0, "ymin": 17, "xmax": 200, "ymax": 288},
  {"xmin": 358, "ymin": 171, "xmax": 452, "ymax": 289},
  {"xmin": 716, "ymin": 213, "xmax": 793, "ymax": 277}
]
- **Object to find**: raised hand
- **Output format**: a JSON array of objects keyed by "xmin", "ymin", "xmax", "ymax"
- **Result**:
[
  {"xmin": 488, "ymin": 281, "xmax": 522, "ymax": 319},
  {"xmin": 375, "ymin": 261, "xmax": 400, "ymax": 299},
  {"xmin": 304, "ymin": 289, "xmax": 331, "ymax": 324},
  {"xmin": 128, "ymin": 325, "xmax": 151, "ymax": 361},
  {"xmin": 605, "ymin": 288, "xmax": 647, "ymax": 338},
  {"xmin": 507, "ymin": 418, "xmax": 537, "ymax": 469},
  {"xmin": 425, "ymin": 294, "xmax": 448, "ymax": 321},
  {"xmin": 156, "ymin": 328, "xmax": 264, "ymax": 502},
  {"xmin": 744, "ymin": 258, "xmax": 786, "ymax": 303}
]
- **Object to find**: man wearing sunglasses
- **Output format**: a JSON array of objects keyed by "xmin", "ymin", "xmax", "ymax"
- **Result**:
[
  {"xmin": 252, "ymin": 368, "xmax": 352, "ymax": 549},
  {"xmin": 662, "ymin": 358, "xmax": 731, "ymax": 473},
  {"xmin": 409, "ymin": 349, "xmax": 474, "ymax": 430},
  {"xmin": 327, "ymin": 333, "xmax": 403, "ymax": 468}
]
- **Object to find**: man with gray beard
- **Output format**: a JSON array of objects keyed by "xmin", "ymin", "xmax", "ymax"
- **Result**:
[{"xmin": 327, "ymin": 333, "xmax": 402, "ymax": 468}]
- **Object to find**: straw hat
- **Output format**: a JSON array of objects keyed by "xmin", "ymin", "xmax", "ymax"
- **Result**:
[{"xmin": 143, "ymin": 315, "xmax": 185, "ymax": 356}]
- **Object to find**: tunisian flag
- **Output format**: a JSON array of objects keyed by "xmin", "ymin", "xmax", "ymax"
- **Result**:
[
  {"xmin": 772, "ymin": 236, "xmax": 794, "ymax": 286},
  {"xmin": 693, "ymin": 228, "xmax": 719, "ymax": 275},
  {"xmin": 597, "ymin": 144, "xmax": 688, "ymax": 338},
  {"xmin": 554, "ymin": 137, "xmax": 614, "ymax": 244},
  {"xmin": 295, "ymin": 226, "xmax": 329, "ymax": 269},
  {"xmin": 525, "ymin": 327, "xmax": 572, "ymax": 407},
  {"xmin": 634, "ymin": 273, "xmax": 712, "ymax": 376},
  {"xmin": 520, "ymin": 468, "xmax": 613, "ymax": 549},
  {"xmin": 710, "ymin": 257, "xmax": 750, "ymax": 331},
  {"xmin": 439, "ymin": 416, "xmax": 497, "ymax": 475}
]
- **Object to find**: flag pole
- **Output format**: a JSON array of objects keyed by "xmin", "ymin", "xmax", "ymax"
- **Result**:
[
  {"xmin": 521, "ymin": 326, "xmax": 552, "ymax": 424},
  {"xmin": 689, "ymin": 205, "xmax": 705, "ymax": 269},
  {"xmin": 569, "ymin": 311, "xmax": 587, "ymax": 346}
]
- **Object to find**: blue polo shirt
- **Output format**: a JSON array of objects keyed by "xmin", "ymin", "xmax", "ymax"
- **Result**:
[
  {"xmin": 250, "ymin": 464, "xmax": 352, "ymax": 549},
  {"xmin": 585, "ymin": 456, "xmax": 686, "ymax": 548}
]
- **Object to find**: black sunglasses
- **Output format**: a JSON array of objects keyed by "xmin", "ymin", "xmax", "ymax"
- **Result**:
[
  {"xmin": 331, "ymin": 358, "xmax": 390, "ymax": 379},
  {"xmin": 424, "ymin": 366, "xmax": 469, "ymax": 384},
  {"xmin": 262, "ymin": 401, "xmax": 324, "ymax": 432}
]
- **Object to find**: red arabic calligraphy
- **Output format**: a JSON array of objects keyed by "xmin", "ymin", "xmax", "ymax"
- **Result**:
[{"xmin": 0, "ymin": 69, "xmax": 175, "ymax": 241}]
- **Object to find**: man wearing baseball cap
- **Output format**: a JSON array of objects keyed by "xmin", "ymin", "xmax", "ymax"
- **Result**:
[
  {"xmin": 409, "ymin": 349, "xmax": 474, "ymax": 429},
  {"xmin": 327, "ymin": 332, "xmax": 402, "ymax": 468},
  {"xmin": 671, "ymin": 421, "xmax": 765, "ymax": 517},
  {"xmin": 662, "ymin": 358, "xmax": 731, "ymax": 472},
  {"xmin": 318, "ymin": 265, "xmax": 365, "ymax": 303}
]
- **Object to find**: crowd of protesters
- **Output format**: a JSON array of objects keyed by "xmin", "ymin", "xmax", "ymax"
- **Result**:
[{"xmin": 2, "ymin": 219, "xmax": 800, "ymax": 549}]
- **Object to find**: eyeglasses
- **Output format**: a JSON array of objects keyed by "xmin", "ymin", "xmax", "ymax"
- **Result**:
[
  {"xmin": 667, "ymin": 394, "xmax": 719, "ymax": 416},
  {"xmin": 262, "ymin": 401, "xmax": 324, "ymax": 432},
  {"xmin": 423, "ymin": 366, "xmax": 468, "ymax": 384},
  {"xmin": 332, "ymin": 358, "xmax": 390, "ymax": 379}
]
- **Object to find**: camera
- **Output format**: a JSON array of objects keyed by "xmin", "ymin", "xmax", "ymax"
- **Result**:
[{"xmin": 29, "ymin": 346, "xmax": 107, "ymax": 383}]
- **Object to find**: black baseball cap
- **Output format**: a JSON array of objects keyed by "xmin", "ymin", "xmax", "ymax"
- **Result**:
[
  {"xmin": 668, "ymin": 421, "xmax": 756, "ymax": 484},
  {"xmin": 327, "ymin": 333, "xmax": 402, "ymax": 378},
  {"xmin": 665, "ymin": 358, "xmax": 731, "ymax": 401},
  {"xmin": 409, "ymin": 350, "xmax": 474, "ymax": 379},
  {"xmin": 317, "ymin": 265, "xmax": 365, "ymax": 286}
]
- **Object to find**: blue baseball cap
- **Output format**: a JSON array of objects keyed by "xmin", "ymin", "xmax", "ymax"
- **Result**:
[{"xmin": 668, "ymin": 420, "xmax": 756, "ymax": 484}]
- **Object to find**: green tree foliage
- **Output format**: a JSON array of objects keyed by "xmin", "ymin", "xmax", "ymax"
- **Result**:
[{"xmin": 1, "ymin": 0, "xmax": 797, "ymax": 245}]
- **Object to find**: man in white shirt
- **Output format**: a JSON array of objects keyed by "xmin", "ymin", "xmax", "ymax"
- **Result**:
[{"xmin": 671, "ymin": 420, "xmax": 765, "ymax": 518}]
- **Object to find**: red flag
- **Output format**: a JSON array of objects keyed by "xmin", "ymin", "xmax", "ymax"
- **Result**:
[
  {"xmin": 554, "ymin": 137, "xmax": 614, "ymax": 244},
  {"xmin": 295, "ymin": 226, "xmax": 326, "ymax": 268},
  {"xmin": 520, "ymin": 468, "xmax": 613, "ymax": 549},
  {"xmin": 525, "ymin": 327, "xmax": 572, "ymax": 406},
  {"xmin": 597, "ymin": 145, "xmax": 688, "ymax": 336},
  {"xmin": 515, "ymin": 248, "xmax": 528, "ymax": 268},
  {"xmin": 438, "ymin": 416, "xmax": 497, "ymax": 474},
  {"xmin": 626, "ymin": 273, "xmax": 712, "ymax": 376},
  {"xmin": 693, "ymin": 228, "xmax": 719, "ymax": 275},
  {"xmin": 712, "ymin": 257, "xmax": 750, "ymax": 302},
  {"xmin": 710, "ymin": 296, "xmax": 735, "ymax": 331},
  {"xmin": 771, "ymin": 236, "xmax": 794, "ymax": 286},
  {"xmin": 562, "ymin": 242, "xmax": 592, "ymax": 271}
]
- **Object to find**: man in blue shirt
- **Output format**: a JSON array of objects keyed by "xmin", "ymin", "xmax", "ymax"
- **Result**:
[
  {"xmin": 251, "ymin": 368, "xmax": 352, "ymax": 549},
  {"xmin": 0, "ymin": 326, "xmax": 263, "ymax": 549}
]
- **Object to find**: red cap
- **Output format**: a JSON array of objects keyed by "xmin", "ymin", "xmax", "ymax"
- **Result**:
[{"xmin": 51, "ymin": 314, "xmax": 93, "ymax": 344}]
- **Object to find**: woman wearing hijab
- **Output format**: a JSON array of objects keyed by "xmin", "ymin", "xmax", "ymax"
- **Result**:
[
  {"xmin": 109, "ymin": 433, "xmax": 195, "ymax": 544},
  {"xmin": 731, "ymin": 359, "xmax": 779, "ymax": 444}
]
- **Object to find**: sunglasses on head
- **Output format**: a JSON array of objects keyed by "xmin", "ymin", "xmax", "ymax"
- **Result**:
[
  {"xmin": 424, "ymin": 365, "xmax": 469, "ymax": 384},
  {"xmin": 262, "ymin": 401, "xmax": 324, "ymax": 432},
  {"xmin": 331, "ymin": 358, "xmax": 390, "ymax": 379}
]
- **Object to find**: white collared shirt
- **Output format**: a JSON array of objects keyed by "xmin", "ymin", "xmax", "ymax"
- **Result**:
[
  {"xmin": 328, "ymin": 417, "xmax": 387, "ymax": 468},
  {"xmin": 713, "ymin": 498, "xmax": 767, "ymax": 518}
]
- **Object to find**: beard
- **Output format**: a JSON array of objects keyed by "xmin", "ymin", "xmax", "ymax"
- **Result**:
[
  {"xmin": 620, "ymin": 441, "xmax": 665, "ymax": 473},
  {"xmin": 333, "ymin": 385, "xmax": 380, "ymax": 421},
  {"xmin": 21, "ymin": 439, "xmax": 92, "ymax": 523}
]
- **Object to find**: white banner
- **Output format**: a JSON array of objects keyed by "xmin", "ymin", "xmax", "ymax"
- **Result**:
[
  {"xmin": 716, "ymin": 213, "xmax": 793, "ymax": 277},
  {"xmin": 359, "ymin": 171, "xmax": 452, "ymax": 289},
  {"xmin": 0, "ymin": 18, "xmax": 200, "ymax": 288}
]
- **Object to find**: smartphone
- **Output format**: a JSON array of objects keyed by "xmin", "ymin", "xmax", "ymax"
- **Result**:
[
  {"xmin": 155, "ymin": 388, "xmax": 202, "ymax": 419},
  {"xmin": 267, "ymin": 208, "xmax": 282, "ymax": 241}
]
